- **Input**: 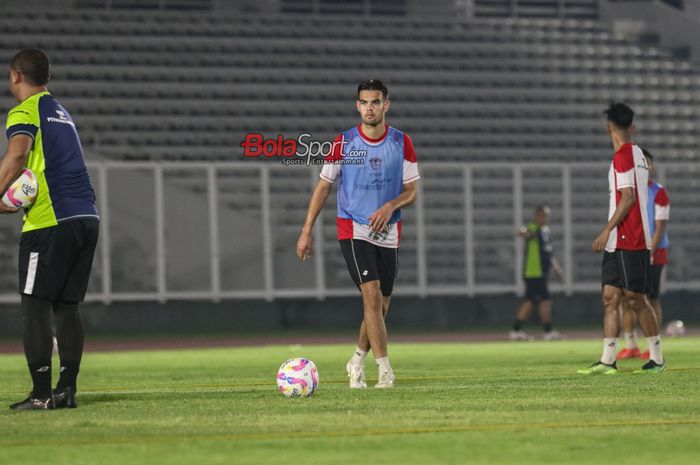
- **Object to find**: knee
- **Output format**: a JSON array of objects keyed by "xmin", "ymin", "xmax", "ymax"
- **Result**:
[
  {"xmin": 602, "ymin": 290, "xmax": 620, "ymax": 310},
  {"xmin": 624, "ymin": 293, "xmax": 646, "ymax": 313},
  {"xmin": 54, "ymin": 302, "xmax": 82, "ymax": 323},
  {"xmin": 360, "ymin": 282, "xmax": 382, "ymax": 311}
]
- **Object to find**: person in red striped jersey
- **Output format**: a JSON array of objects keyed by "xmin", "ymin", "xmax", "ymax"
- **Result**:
[
  {"xmin": 617, "ymin": 149, "xmax": 670, "ymax": 360},
  {"xmin": 578, "ymin": 103, "xmax": 665, "ymax": 375}
]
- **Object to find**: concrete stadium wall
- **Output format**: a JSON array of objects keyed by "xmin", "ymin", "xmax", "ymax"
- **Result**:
[
  {"xmin": 0, "ymin": 291, "xmax": 697, "ymax": 337},
  {"xmin": 601, "ymin": 0, "xmax": 700, "ymax": 61}
]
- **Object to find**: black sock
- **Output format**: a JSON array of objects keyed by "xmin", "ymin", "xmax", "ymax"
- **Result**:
[
  {"xmin": 22, "ymin": 295, "xmax": 53, "ymax": 397},
  {"xmin": 513, "ymin": 320, "xmax": 525, "ymax": 331},
  {"xmin": 28, "ymin": 362, "xmax": 52, "ymax": 398},
  {"xmin": 53, "ymin": 302, "xmax": 84, "ymax": 390},
  {"xmin": 57, "ymin": 361, "xmax": 80, "ymax": 390},
  {"xmin": 543, "ymin": 323, "xmax": 553, "ymax": 333}
]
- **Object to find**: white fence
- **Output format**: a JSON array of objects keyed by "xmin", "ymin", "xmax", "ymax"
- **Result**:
[{"xmin": 0, "ymin": 160, "xmax": 697, "ymax": 304}]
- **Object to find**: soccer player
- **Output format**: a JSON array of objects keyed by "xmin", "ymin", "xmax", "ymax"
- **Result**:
[
  {"xmin": 509, "ymin": 206, "xmax": 564, "ymax": 341},
  {"xmin": 617, "ymin": 149, "xmax": 670, "ymax": 360},
  {"xmin": 1, "ymin": 49, "xmax": 99, "ymax": 409},
  {"xmin": 296, "ymin": 80, "xmax": 419, "ymax": 389},
  {"xmin": 578, "ymin": 103, "xmax": 665, "ymax": 375}
]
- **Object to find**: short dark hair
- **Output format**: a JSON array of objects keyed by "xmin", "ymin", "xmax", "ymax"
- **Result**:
[
  {"xmin": 642, "ymin": 148, "xmax": 653, "ymax": 162},
  {"xmin": 357, "ymin": 80, "xmax": 388, "ymax": 99},
  {"xmin": 535, "ymin": 205, "xmax": 550, "ymax": 214},
  {"xmin": 10, "ymin": 49, "xmax": 50, "ymax": 86},
  {"xmin": 604, "ymin": 102, "xmax": 634, "ymax": 129}
]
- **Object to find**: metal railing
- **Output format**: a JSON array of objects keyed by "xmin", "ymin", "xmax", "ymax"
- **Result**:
[{"xmin": 0, "ymin": 160, "xmax": 697, "ymax": 304}]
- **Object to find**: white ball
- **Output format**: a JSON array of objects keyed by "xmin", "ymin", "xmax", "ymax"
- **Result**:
[
  {"xmin": 2, "ymin": 168, "xmax": 38, "ymax": 209},
  {"xmin": 277, "ymin": 358, "xmax": 319, "ymax": 397},
  {"xmin": 664, "ymin": 320, "xmax": 686, "ymax": 337}
]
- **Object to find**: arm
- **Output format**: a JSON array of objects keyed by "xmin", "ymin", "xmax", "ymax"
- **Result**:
[
  {"xmin": 296, "ymin": 179, "xmax": 333, "ymax": 261},
  {"xmin": 367, "ymin": 181, "xmax": 418, "ymax": 232},
  {"xmin": 650, "ymin": 219, "xmax": 667, "ymax": 260},
  {"xmin": 592, "ymin": 187, "xmax": 635, "ymax": 252},
  {"xmin": 650, "ymin": 187, "xmax": 670, "ymax": 264},
  {"xmin": 0, "ymin": 134, "xmax": 32, "ymax": 214},
  {"xmin": 550, "ymin": 256, "xmax": 564, "ymax": 280}
]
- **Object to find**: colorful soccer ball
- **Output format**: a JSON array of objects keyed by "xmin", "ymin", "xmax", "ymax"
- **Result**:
[
  {"xmin": 664, "ymin": 320, "xmax": 686, "ymax": 337},
  {"xmin": 2, "ymin": 168, "xmax": 38, "ymax": 209},
  {"xmin": 277, "ymin": 358, "xmax": 319, "ymax": 397}
]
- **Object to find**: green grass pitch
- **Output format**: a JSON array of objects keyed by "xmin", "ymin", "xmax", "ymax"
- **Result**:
[{"xmin": 1, "ymin": 337, "xmax": 699, "ymax": 465}]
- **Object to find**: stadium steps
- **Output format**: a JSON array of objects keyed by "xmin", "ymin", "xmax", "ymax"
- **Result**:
[{"xmin": 2, "ymin": 10, "xmax": 699, "ymax": 289}]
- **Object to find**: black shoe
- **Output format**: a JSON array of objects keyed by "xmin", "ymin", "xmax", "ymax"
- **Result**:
[
  {"xmin": 53, "ymin": 386, "xmax": 77, "ymax": 409},
  {"xmin": 633, "ymin": 360, "xmax": 666, "ymax": 374},
  {"xmin": 9, "ymin": 392, "xmax": 54, "ymax": 410}
]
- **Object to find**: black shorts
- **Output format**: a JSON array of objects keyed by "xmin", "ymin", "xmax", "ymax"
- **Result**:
[
  {"xmin": 339, "ymin": 239, "xmax": 398, "ymax": 297},
  {"xmin": 648, "ymin": 264, "xmax": 664, "ymax": 299},
  {"xmin": 19, "ymin": 219, "xmax": 99, "ymax": 304},
  {"xmin": 601, "ymin": 250, "xmax": 650, "ymax": 294},
  {"xmin": 524, "ymin": 278, "xmax": 550, "ymax": 303}
]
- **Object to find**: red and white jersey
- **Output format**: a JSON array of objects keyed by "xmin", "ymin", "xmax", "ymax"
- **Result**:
[{"xmin": 606, "ymin": 143, "xmax": 651, "ymax": 252}]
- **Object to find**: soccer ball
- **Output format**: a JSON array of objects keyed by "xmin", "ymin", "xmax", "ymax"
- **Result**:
[
  {"xmin": 664, "ymin": 320, "xmax": 686, "ymax": 337},
  {"xmin": 277, "ymin": 358, "xmax": 319, "ymax": 397},
  {"xmin": 2, "ymin": 168, "xmax": 38, "ymax": 209}
]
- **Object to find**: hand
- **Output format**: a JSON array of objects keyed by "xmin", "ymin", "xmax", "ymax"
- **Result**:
[
  {"xmin": 368, "ymin": 203, "xmax": 394, "ymax": 232},
  {"xmin": 592, "ymin": 228, "xmax": 610, "ymax": 253},
  {"xmin": 517, "ymin": 226, "xmax": 530, "ymax": 238},
  {"xmin": 296, "ymin": 230, "xmax": 312, "ymax": 262},
  {"xmin": 552, "ymin": 266, "xmax": 564, "ymax": 282},
  {"xmin": 0, "ymin": 202, "xmax": 19, "ymax": 214},
  {"xmin": 650, "ymin": 247, "xmax": 656, "ymax": 265}
]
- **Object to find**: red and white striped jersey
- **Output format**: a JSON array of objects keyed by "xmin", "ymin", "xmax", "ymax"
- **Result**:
[{"xmin": 605, "ymin": 143, "xmax": 651, "ymax": 252}]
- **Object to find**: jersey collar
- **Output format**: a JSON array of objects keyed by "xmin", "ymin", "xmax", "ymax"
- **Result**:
[{"xmin": 358, "ymin": 124, "xmax": 389, "ymax": 144}]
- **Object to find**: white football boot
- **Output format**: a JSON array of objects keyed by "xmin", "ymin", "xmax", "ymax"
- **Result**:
[
  {"xmin": 509, "ymin": 330, "xmax": 534, "ymax": 341},
  {"xmin": 375, "ymin": 369, "xmax": 395, "ymax": 389},
  {"xmin": 346, "ymin": 362, "xmax": 367, "ymax": 389},
  {"xmin": 543, "ymin": 330, "xmax": 564, "ymax": 341}
]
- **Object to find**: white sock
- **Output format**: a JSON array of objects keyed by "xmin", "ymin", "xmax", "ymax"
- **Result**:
[
  {"xmin": 623, "ymin": 331, "xmax": 638, "ymax": 350},
  {"xmin": 601, "ymin": 338, "xmax": 617, "ymax": 365},
  {"xmin": 646, "ymin": 336, "xmax": 664, "ymax": 364},
  {"xmin": 349, "ymin": 346, "xmax": 368, "ymax": 366},
  {"xmin": 376, "ymin": 356, "xmax": 392, "ymax": 373}
]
